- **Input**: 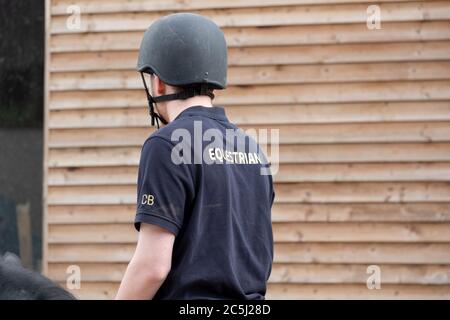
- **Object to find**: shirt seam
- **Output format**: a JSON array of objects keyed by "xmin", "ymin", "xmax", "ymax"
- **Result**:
[
  {"xmin": 143, "ymin": 135, "xmax": 177, "ymax": 149},
  {"xmin": 142, "ymin": 134, "xmax": 196, "ymax": 193},
  {"xmin": 174, "ymin": 106, "xmax": 228, "ymax": 122},
  {"xmin": 179, "ymin": 114, "xmax": 228, "ymax": 122}
]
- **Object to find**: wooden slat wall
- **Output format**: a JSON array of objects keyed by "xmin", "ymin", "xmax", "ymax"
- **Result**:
[{"xmin": 44, "ymin": 0, "xmax": 450, "ymax": 299}]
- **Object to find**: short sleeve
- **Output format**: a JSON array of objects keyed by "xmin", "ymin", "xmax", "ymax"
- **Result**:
[{"xmin": 134, "ymin": 136, "xmax": 195, "ymax": 235}]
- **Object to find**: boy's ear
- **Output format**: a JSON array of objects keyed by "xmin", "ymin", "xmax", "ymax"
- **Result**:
[
  {"xmin": 156, "ymin": 76, "xmax": 166, "ymax": 96},
  {"xmin": 151, "ymin": 75, "xmax": 166, "ymax": 96}
]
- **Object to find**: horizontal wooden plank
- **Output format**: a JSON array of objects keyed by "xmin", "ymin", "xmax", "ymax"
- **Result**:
[
  {"xmin": 49, "ymin": 62, "xmax": 450, "ymax": 91},
  {"xmin": 51, "ymin": 2, "xmax": 450, "ymax": 34},
  {"xmin": 47, "ymin": 222, "xmax": 450, "ymax": 243},
  {"xmin": 275, "ymin": 120, "xmax": 450, "ymax": 144},
  {"xmin": 275, "ymin": 243, "xmax": 450, "ymax": 264},
  {"xmin": 47, "ymin": 143, "xmax": 450, "ymax": 168},
  {"xmin": 225, "ymin": 40, "xmax": 450, "ymax": 65},
  {"xmin": 61, "ymin": 282, "xmax": 450, "ymax": 299},
  {"xmin": 48, "ymin": 244, "xmax": 136, "ymax": 262},
  {"xmin": 48, "ymin": 102, "xmax": 450, "ymax": 125},
  {"xmin": 272, "ymin": 203, "xmax": 450, "ymax": 222},
  {"xmin": 47, "ymin": 262, "xmax": 450, "ymax": 284},
  {"xmin": 49, "ymin": 263, "xmax": 126, "ymax": 282},
  {"xmin": 48, "ymin": 127, "xmax": 151, "ymax": 147},
  {"xmin": 46, "ymin": 203, "xmax": 450, "ymax": 224},
  {"xmin": 48, "ymin": 223, "xmax": 137, "ymax": 243},
  {"xmin": 266, "ymin": 283, "xmax": 450, "ymax": 299},
  {"xmin": 61, "ymin": 282, "xmax": 118, "ymax": 300},
  {"xmin": 51, "ymin": 61, "xmax": 450, "ymax": 90},
  {"xmin": 230, "ymin": 101, "xmax": 450, "ymax": 124},
  {"xmin": 275, "ymin": 143, "xmax": 450, "ymax": 163},
  {"xmin": 47, "ymin": 162, "xmax": 450, "ymax": 186},
  {"xmin": 49, "ymin": 107, "xmax": 148, "ymax": 126},
  {"xmin": 47, "ymin": 243, "xmax": 450, "ymax": 263},
  {"xmin": 50, "ymin": 21, "xmax": 450, "ymax": 52},
  {"xmin": 269, "ymin": 263, "xmax": 450, "ymax": 284},
  {"xmin": 48, "ymin": 166, "xmax": 138, "ymax": 185},
  {"xmin": 276, "ymin": 163, "xmax": 450, "ymax": 182},
  {"xmin": 47, "ymin": 122, "xmax": 450, "ymax": 148},
  {"xmin": 274, "ymin": 182, "xmax": 450, "ymax": 203},
  {"xmin": 228, "ymin": 61, "xmax": 450, "ymax": 85},
  {"xmin": 48, "ymin": 204, "xmax": 136, "ymax": 224},
  {"xmin": 49, "ymin": 81, "xmax": 450, "ymax": 109},
  {"xmin": 51, "ymin": 0, "xmax": 414, "ymax": 15},
  {"xmin": 47, "ymin": 185, "xmax": 136, "ymax": 205},
  {"xmin": 49, "ymin": 41, "xmax": 450, "ymax": 72},
  {"xmin": 273, "ymin": 222, "xmax": 450, "ymax": 242},
  {"xmin": 48, "ymin": 147, "xmax": 141, "ymax": 167},
  {"xmin": 46, "ymin": 182, "xmax": 450, "ymax": 205}
]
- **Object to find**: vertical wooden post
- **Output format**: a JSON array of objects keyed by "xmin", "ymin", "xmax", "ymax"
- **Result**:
[
  {"xmin": 16, "ymin": 202, "xmax": 33, "ymax": 269},
  {"xmin": 42, "ymin": 0, "xmax": 51, "ymax": 276}
]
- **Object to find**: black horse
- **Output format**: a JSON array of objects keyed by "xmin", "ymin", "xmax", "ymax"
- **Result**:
[{"xmin": 0, "ymin": 253, "xmax": 75, "ymax": 300}]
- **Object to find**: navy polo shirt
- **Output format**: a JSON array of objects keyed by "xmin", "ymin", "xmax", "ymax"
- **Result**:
[{"xmin": 134, "ymin": 105, "xmax": 274, "ymax": 300}]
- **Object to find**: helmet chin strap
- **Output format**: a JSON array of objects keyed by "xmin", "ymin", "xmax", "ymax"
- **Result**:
[
  {"xmin": 140, "ymin": 72, "xmax": 168, "ymax": 129},
  {"xmin": 140, "ymin": 72, "xmax": 215, "ymax": 129}
]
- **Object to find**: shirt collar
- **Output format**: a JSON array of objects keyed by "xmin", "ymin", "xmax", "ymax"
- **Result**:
[{"xmin": 174, "ymin": 105, "xmax": 229, "ymax": 122}]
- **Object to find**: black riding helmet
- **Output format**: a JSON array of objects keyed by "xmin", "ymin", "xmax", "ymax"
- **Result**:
[{"xmin": 137, "ymin": 13, "xmax": 228, "ymax": 127}]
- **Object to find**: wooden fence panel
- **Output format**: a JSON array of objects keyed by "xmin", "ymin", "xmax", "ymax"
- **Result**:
[{"xmin": 44, "ymin": 0, "xmax": 450, "ymax": 299}]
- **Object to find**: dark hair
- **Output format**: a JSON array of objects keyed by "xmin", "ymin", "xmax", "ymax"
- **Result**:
[
  {"xmin": 0, "ymin": 253, "xmax": 75, "ymax": 300},
  {"xmin": 170, "ymin": 84, "xmax": 216, "ymax": 100}
]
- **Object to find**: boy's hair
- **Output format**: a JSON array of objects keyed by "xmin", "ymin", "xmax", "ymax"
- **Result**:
[{"xmin": 0, "ymin": 253, "xmax": 75, "ymax": 300}]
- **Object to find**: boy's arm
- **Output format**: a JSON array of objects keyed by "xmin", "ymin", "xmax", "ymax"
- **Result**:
[{"xmin": 115, "ymin": 223, "xmax": 174, "ymax": 300}]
